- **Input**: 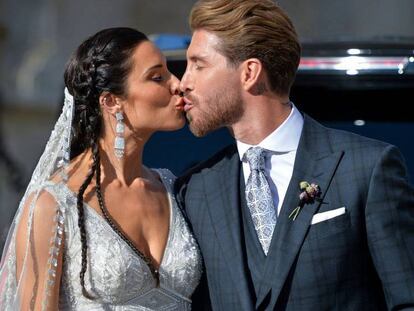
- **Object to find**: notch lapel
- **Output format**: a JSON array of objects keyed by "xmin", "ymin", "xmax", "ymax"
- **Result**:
[{"xmin": 203, "ymin": 146, "xmax": 254, "ymax": 311}]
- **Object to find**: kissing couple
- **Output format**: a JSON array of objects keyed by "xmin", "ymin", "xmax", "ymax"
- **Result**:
[{"xmin": 1, "ymin": 0, "xmax": 413, "ymax": 310}]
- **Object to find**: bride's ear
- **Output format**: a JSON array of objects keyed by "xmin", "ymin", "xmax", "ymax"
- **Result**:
[{"xmin": 99, "ymin": 92, "xmax": 122, "ymax": 115}]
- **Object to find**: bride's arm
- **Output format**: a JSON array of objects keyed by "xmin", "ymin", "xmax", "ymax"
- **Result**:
[{"xmin": 15, "ymin": 191, "xmax": 64, "ymax": 310}]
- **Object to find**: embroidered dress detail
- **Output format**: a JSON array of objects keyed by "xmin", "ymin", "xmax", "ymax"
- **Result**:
[{"xmin": 51, "ymin": 169, "xmax": 201, "ymax": 310}]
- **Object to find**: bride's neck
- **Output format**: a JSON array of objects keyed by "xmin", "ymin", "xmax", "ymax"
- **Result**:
[{"xmin": 97, "ymin": 134, "xmax": 150, "ymax": 187}]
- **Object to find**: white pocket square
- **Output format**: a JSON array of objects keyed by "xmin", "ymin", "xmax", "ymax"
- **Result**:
[{"xmin": 311, "ymin": 207, "xmax": 346, "ymax": 225}]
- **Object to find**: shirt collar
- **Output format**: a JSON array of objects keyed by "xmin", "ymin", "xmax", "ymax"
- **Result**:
[{"xmin": 237, "ymin": 103, "xmax": 304, "ymax": 161}]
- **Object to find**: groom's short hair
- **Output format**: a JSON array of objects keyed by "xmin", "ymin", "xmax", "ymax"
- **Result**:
[{"xmin": 190, "ymin": 0, "xmax": 301, "ymax": 96}]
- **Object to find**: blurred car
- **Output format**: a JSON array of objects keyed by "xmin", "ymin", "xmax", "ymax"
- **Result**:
[{"xmin": 145, "ymin": 35, "xmax": 414, "ymax": 182}]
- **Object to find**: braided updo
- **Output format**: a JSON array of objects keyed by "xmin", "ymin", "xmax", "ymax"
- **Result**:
[
  {"xmin": 63, "ymin": 27, "xmax": 148, "ymax": 297},
  {"xmin": 65, "ymin": 27, "xmax": 148, "ymax": 159}
]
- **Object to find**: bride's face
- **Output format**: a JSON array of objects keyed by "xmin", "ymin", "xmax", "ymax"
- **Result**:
[{"xmin": 121, "ymin": 41, "xmax": 185, "ymax": 133}]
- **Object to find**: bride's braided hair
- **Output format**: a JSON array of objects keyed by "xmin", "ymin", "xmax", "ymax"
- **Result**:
[{"xmin": 63, "ymin": 28, "xmax": 147, "ymax": 297}]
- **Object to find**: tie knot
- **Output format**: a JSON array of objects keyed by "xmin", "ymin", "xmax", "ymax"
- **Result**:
[{"xmin": 245, "ymin": 147, "xmax": 267, "ymax": 171}]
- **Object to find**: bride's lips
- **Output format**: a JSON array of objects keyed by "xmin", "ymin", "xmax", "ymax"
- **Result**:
[
  {"xmin": 183, "ymin": 97, "xmax": 194, "ymax": 112},
  {"xmin": 175, "ymin": 97, "xmax": 185, "ymax": 111}
]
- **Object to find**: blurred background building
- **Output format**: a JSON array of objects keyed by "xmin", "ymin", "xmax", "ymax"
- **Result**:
[{"xmin": 1, "ymin": 0, "xmax": 413, "ymax": 251}]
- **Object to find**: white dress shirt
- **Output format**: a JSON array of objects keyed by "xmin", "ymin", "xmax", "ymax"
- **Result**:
[{"xmin": 237, "ymin": 104, "xmax": 304, "ymax": 216}]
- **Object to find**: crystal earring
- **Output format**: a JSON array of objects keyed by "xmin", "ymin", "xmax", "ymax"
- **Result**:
[{"xmin": 114, "ymin": 112, "xmax": 125, "ymax": 158}]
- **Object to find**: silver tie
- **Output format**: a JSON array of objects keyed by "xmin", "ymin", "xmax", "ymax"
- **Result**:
[{"xmin": 244, "ymin": 147, "xmax": 277, "ymax": 255}]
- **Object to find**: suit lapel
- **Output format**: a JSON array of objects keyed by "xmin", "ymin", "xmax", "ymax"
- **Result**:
[
  {"xmin": 256, "ymin": 116, "xmax": 345, "ymax": 308},
  {"xmin": 203, "ymin": 146, "xmax": 254, "ymax": 311}
]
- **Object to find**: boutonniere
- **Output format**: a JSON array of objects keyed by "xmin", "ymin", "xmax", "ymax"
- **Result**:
[{"xmin": 289, "ymin": 181, "xmax": 322, "ymax": 221}]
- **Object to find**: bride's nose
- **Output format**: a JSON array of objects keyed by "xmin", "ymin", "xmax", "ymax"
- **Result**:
[{"xmin": 170, "ymin": 74, "xmax": 181, "ymax": 95}]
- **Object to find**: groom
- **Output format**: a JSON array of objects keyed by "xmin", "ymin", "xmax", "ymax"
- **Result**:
[{"xmin": 176, "ymin": 0, "xmax": 414, "ymax": 310}]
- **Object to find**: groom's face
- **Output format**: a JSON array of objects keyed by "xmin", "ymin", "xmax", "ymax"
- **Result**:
[{"xmin": 180, "ymin": 30, "xmax": 244, "ymax": 137}]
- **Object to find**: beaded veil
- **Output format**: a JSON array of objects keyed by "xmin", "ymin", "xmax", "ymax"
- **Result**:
[{"xmin": 0, "ymin": 88, "xmax": 74, "ymax": 310}]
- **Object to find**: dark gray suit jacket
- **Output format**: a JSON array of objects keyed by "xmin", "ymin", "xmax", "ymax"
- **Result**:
[{"xmin": 175, "ymin": 115, "xmax": 414, "ymax": 310}]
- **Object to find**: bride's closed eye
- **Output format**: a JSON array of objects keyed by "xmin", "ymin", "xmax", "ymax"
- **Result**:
[
  {"xmin": 151, "ymin": 74, "xmax": 165, "ymax": 82},
  {"xmin": 151, "ymin": 70, "xmax": 172, "ymax": 83}
]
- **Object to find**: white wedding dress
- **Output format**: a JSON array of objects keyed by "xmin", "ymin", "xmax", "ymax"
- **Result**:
[
  {"xmin": 0, "ymin": 90, "xmax": 201, "ymax": 310},
  {"xmin": 43, "ymin": 168, "xmax": 202, "ymax": 310}
]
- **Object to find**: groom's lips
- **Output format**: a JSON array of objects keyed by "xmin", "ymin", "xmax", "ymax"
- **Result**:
[{"xmin": 183, "ymin": 97, "xmax": 194, "ymax": 112}]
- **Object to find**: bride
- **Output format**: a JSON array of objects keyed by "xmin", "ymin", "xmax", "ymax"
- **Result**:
[{"xmin": 0, "ymin": 27, "xmax": 201, "ymax": 310}]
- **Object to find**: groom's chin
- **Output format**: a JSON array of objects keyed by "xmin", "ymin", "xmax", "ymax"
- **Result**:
[
  {"xmin": 186, "ymin": 112, "xmax": 223, "ymax": 137},
  {"xmin": 188, "ymin": 123, "xmax": 208, "ymax": 137},
  {"xmin": 187, "ymin": 120, "xmax": 213, "ymax": 138}
]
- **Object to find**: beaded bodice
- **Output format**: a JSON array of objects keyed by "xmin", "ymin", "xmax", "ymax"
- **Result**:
[{"xmin": 45, "ymin": 169, "xmax": 202, "ymax": 310}]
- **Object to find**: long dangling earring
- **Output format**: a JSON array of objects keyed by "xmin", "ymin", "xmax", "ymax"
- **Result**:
[{"xmin": 114, "ymin": 112, "xmax": 125, "ymax": 158}]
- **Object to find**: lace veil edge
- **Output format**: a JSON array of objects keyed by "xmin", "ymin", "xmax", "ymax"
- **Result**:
[{"xmin": 0, "ymin": 88, "xmax": 74, "ymax": 310}]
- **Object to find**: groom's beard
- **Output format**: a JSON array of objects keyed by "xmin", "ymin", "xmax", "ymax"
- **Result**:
[{"xmin": 186, "ymin": 88, "xmax": 244, "ymax": 137}]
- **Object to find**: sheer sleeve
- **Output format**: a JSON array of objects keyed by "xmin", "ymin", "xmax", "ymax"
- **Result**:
[
  {"xmin": 1, "ymin": 189, "xmax": 65, "ymax": 311},
  {"xmin": 0, "ymin": 88, "xmax": 73, "ymax": 311}
]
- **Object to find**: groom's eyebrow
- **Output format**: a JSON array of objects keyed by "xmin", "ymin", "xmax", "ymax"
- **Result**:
[{"xmin": 189, "ymin": 55, "xmax": 208, "ymax": 64}]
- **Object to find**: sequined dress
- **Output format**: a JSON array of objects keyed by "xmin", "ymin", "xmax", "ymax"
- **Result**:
[{"xmin": 45, "ymin": 169, "xmax": 202, "ymax": 310}]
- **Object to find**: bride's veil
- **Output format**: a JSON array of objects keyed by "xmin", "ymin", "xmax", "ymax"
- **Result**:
[{"xmin": 0, "ymin": 88, "xmax": 74, "ymax": 310}]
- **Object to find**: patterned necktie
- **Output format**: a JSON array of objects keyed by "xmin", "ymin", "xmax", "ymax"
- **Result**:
[{"xmin": 244, "ymin": 147, "xmax": 277, "ymax": 255}]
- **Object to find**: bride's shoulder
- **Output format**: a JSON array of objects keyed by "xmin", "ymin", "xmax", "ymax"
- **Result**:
[
  {"xmin": 151, "ymin": 168, "xmax": 176, "ymax": 188},
  {"xmin": 152, "ymin": 168, "xmax": 176, "ymax": 180}
]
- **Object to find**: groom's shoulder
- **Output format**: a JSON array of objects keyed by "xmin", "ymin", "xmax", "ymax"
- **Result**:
[
  {"xmin": 176, "ymin": 143, "xmax": 237, "ymax": 184},
  {"xmin": 304, "ymin": 114, "xmax": 391, "ymax": 152},
  {"xmin": 184, "ymin": 143, "xmax": 237, "ymax": 175}
]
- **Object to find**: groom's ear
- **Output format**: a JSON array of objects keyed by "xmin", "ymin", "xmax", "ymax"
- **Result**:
[
  {"xmin": 99, "ymin": 92, "xmax": 122, "ymax": 115},
  {"xmin": 240, "ymin": 58, "xmax": 268, "ymax": 95}
]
